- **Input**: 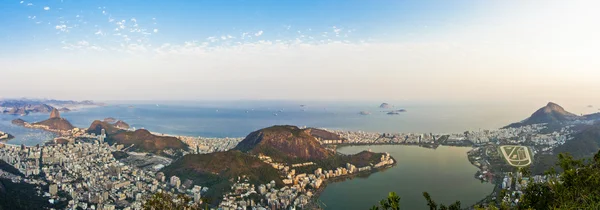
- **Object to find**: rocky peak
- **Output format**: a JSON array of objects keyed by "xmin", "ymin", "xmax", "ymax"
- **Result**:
[{"xmin": 50, "ymin": 108, "xmax": 60, "ymax": 119}]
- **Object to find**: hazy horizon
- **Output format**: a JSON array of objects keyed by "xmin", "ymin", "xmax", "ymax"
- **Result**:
[{"xmin": 2, "ymin": 0, "xmax": 599, "ymax": 105}]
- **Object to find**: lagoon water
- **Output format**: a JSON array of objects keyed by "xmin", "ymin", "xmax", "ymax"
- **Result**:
[{"xmin": 318, "ymin": 145, "xmax": 494, "ymax": 209}]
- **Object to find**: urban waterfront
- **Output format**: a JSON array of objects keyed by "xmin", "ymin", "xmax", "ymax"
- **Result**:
[{"xmin": 319, "ymin": 145, "xmax": 494, "ymax": 210}]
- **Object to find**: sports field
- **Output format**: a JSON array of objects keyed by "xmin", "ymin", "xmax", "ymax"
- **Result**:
[{"xmin": 499, "ymin": 145, "xmax": 532, "ymax": 167}]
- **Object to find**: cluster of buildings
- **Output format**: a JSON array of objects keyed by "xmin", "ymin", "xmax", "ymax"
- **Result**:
[
  {"xmin": 218, "ymin": 152, "xmax": 395, "ymax": 209},
  {"xmin": 0, "ymin": 138, "xmax": 208, "ymax": 210},
  {"xmin": 332, "ymin": 130, "xmax": 437, "ymax": 145},
  {"xmin": 498, "ymin": 172, "xmax": 557, "ymax": 206},
  {"xmin": 178, "ymin": 136, "xmax": 242, "ymax": 154}
]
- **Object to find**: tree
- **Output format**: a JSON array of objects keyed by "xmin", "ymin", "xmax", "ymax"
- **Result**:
[
  {"xmin": 519, "ymin": 151, "xmax": 600, "ymax": 209},
  {"xmin": 143, "ymin": 192, "xmax": 205, "ymax": 210},
  {"xmin": 371, "ymin": 192, "xmax": 401, "ymax": 210},
  {"xmin": 372, "ymin": 192, "xmax": 461, "ymax": 210}
]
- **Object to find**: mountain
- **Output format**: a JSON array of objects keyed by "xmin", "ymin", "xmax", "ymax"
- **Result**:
[
  {"xmin": 32, "ymin": 109, "xmax": 75, "ymax": 131},
  {"xmin": 0, "ymin": 101, "xmax": 54, "ymax": 116},
  {"xmin": 103, "ymin": 117, "xmax": 117, "ymax": 123},
  {"xmin": 49, "ymin": 108, "xmax": 60, "ymax": 118},
  {"xmin": 161, "ymin": 150, "xmax": 282, "ymax": 202},
  {"xmin": 114, "ymin": 120, "xmax": 130, "ymax": 129},
  {"xmin": 33, "ymin": 118, "xmax": 75, "ymax": 131},
  {"xmin": 87, "ymin": 120, "xmax": 122, "ymax": 135},
  {"xmin": 308, "ymin": 128, "xmax": 344, "ymax": 140},
  {"xmin": 86, "ymin": 120, "xmax": 186, "ymax": 155},
  {"xmin": 505, "ymin": 102, "xmax": 582, "ymax": 128},
  {"xmin": 109, "ymin": 129, "xmax": 187, "ymax": 153},
  {"xmin": 234, "ymin": 125, "xmax": 335, "ymax": 161}
]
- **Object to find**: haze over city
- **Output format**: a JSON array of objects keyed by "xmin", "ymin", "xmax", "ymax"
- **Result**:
[{"xmin": 1, "ymin": 0, "xmax": 598, "ymax": 104}]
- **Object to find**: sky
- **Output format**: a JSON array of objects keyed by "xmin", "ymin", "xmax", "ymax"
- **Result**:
[{"xmin": 1, "ymin": 0, "xmax": 599, "ymax": 105}]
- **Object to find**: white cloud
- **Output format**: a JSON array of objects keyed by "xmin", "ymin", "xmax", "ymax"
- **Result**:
[
  {"xmin": 20, "ymin": 1, "xmax": 23, "ymax": 4},
  {"xmin": 55, "ymin": 25, "xmax": 67, "ymax": 32},
  {"xmin": 43, "ymin": 6, "xmax": 50, "ymax": 11},
  {"xmin": 255, "ymin": 30, "xmax": 263, "ymax": 37},
  {"xmin": 153, "ymin": 29, "xmax": 158, "ymax": 33},
  {"xmin": 333, "ymin": 26, "xmax": 342, "ymax": 36},
  {"xmin": 95, "ymin": 30, "xmax": 104, "ymax": 36},
  {"xmin": 26, "ymin": 3, "xmax": 32, "ymax": 6}
]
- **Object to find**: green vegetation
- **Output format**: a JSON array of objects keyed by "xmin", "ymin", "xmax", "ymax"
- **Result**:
[
  {"xmin": 370, "ymin": 192, "xmax": 461, "ymax": 210},
  {"xmin": 0, "ymin": 178, "xmax": 69, "ymax": 210},
  {"xmin": 519, "ymin": 151, "xmax": 600, "ymax": 209},
  {"xmin": 533, "ymin": 124, "xmax": 600, "ymax": 174},
  {"xmin": 160, "ymin": 150, "xmax": 282, "ymax": 205}
]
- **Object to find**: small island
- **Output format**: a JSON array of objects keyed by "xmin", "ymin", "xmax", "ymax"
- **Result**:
[{"xmin": 379, "ymin": 103, "xmax": 392, "ymax": 109}]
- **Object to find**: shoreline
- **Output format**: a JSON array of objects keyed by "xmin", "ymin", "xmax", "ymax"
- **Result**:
[{"xmin": 307, "ymin": 161, "xmax": 397, "ymax": 209}]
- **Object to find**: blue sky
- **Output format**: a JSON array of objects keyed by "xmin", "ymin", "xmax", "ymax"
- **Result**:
[
  {"xmin": 1, "ymin": 0, "xmax": 599, "ymax": 105},
  {"xmin": 0, "ymin": 0, "xmax": 478, "ymax": 53}
]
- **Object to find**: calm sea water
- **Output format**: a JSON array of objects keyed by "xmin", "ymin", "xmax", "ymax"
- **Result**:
[
  {"xmin": 1, "ymin": 101, "xmax": 585, "ymax": 146},
  {"xmin": 0, "ymin": 101, "xmax": 556, "ymax": 146},
  {"xmin": 319, "ymin": 145, "xmax": 494, "ymax": 210}
]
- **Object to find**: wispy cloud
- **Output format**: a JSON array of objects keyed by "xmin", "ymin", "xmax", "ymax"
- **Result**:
[
  {"xmin": 255, "ymin": 30, "xmax": 263, "ymax": 37},
  {"xmin": 43, "ymin": 6, "xmax": 50, "ymax": 11},
  {"xmin": 55, "ymin": 25, "xmax": 68, "ymax": 32}
]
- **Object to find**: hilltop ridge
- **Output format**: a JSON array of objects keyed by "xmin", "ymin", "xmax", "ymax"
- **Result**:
[
  {"xmin": 505, "ymin": 102, "xmax": 582, "ymax": 128},
  {"xmin": 234, "ymin": 125, "xmax": 335, "ymax": 161}
]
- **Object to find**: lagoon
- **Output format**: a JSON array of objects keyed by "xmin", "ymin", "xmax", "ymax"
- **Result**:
[{"xmin": 319, "ymin": 145, "xmax": 494, "ymax": 210}]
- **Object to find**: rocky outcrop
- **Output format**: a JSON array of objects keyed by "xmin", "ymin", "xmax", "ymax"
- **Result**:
[
  {"xmin": 103, "ymin": 117, "xmax": 117, "ymax": 123},
  {"xmin": 234, "ymin": 125, "xmax": 335, "ymax": 161},
  {"xmin": 87, "ymin": 120, "xmax": 122, "ymax": 136},
  {"xmin": 50, "ymin": 108, "xmax": 61, "ymax": 118},
  {"xmin": 114, "ymin": 120, "xmax": 130, "ymax": 129}
]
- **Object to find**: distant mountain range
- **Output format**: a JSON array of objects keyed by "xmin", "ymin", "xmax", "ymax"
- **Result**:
[
  {"xmin": 505, "ymin": 102, "xmax": 597, "ymax": 128},
  {"xmin": 0, "ymin": 99, "xmax": 102, "ymax": 116}
]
